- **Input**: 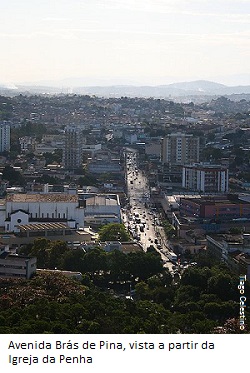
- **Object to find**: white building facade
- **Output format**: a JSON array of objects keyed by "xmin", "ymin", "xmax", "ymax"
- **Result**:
[
  {"xmin": 182, "ymin": 163, "xmax": 229, "ymax": 193},
  {"xmin": 83, "ymin": 194, "xmax": 121, "ymax": 226},
  {"xmin": 0, "ymin": 247, "xmax": 37, "ymax": 279},
  {"xmin": 4, "ymin": 193, "xmax": 85, "ymax": 232}
]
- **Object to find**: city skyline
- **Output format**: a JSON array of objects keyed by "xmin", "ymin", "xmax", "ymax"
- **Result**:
[{"xmin": 1, "ymin": 0, "xmax": 250, "ymax": 86}]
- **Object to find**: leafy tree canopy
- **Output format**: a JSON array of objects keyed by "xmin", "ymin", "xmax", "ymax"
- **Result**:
[
  {"xmin": 98, "ymin": 223, "xmax": 130, "ymax": 242},
  {"xmin": 2, "ymin": 165, "xmax": 25, "ymax": 186}
]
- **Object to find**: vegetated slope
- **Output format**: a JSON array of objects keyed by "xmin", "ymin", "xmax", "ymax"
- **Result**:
[{"xmin": 0, "ymin": 265, "xmax": 249, "ymax": 334}]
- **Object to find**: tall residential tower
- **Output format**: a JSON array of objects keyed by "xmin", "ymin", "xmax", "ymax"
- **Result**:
[
  {"xmin": 161, "ymin": 133, "xmax": 200, "ymax": 165},
  {"xmin": 63, "ymin": 125, "xmax": 83, "ymax": 170},
  {"xmin": 0, "ymin": 122, "xmax": 10, "ymax": 152}
]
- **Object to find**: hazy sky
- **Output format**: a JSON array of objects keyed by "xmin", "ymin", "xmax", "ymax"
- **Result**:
[{"xmin": 1, "ymin": 0, "xmax": 250, "ymax": 86}]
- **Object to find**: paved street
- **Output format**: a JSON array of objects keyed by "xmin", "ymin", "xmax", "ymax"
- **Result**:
[{"xmin": 123, "ymin": 149, "xmax": 175, "ymax": 273}]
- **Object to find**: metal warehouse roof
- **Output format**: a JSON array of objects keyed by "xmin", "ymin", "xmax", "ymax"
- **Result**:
[{"xmin": 18, "ymin": 222, "xmax": 69, "ymax": 231}]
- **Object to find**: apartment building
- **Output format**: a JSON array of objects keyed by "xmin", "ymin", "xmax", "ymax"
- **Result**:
[
  {"xmin": 182, "ymin": 163, "xmax": 229, "ymax": 193},
  {"xmin": 0, "ymin": 122, "xmax": 10, "ymax": 152},
  {"xmin": 63, "ymin": 125, "xmax": 83, "ymax": 170},
  {"xmin": 161, "ymin": 133, "xmax": 200, "ymax": 165}
]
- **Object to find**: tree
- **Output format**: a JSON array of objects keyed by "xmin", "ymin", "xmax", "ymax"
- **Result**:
[
  {"xmin": 213, "ymin": 318, "xmax": 248, "ymax": 334},
  {"xmin": 0, "ymin": 96, "xmax": 13, "ymax": 120},
  {"xmin": 43, "ymin": 149, "xmax": 62, "ymax": 165},
  {"xmin": 47, "ymin": 240, "xmax": 69, "ymax": 269},
  {"xmin": 174, "ymin": 285, "xmax": 201, "ymax": 307},
  {"xmin": 107, "ymin": 250, "xmax": 128, "ymax": 281},
  {"xmin": 201, "ymin": 147, "xmax": 222, "ymax": 162},
  {"xmin": 19, "ymin": 238, "xmax": 69, "ymax": 269},
  {"xmin": 207, "ymin": 273, "xmax": 236, "ymax": 301},
  {"xmin": 135, "ymin": 281, "xmax": 151, "ymax": 300},
  {"xmin": 162, "ymin": 220, "xmax": 176, "ymax": 238},
  {"xmin": 181, "ymin": 267, "xmax": 211, "ymax": 290},
  {"xmin": 62, "ymin": 249, "xmax": 85, "ymax": 272},
  {"xmin": 78, "ymin": 174, "xmax": 98, "ymax": 187},
  {"xmin": 37, "ymin": 175, "xmax": 61, "ymax": 185},
  {"xmin": 98, "ymin": 223, "xmax": 130, "ymax": 242},
  {"xmin": 147, "ymin": 245, "xmax": 157, "ymax": 253},
  {"xmin": 204, "ymin": 301, "xmax": 238, "ymax": 322},
  {"xmin": 127, "ymin": 252, "xmax": 163, "ymax": 280},
  {"xmin": 27, "ymin": 238, "xmax": 50, "ymax": 268},
  {"xmin": 2, "ymin": 165, "xmax": 25, "ymax": 186},
  {"xmin": 82, "ymin": 248, "xmax": 107, "ymax": 274}
]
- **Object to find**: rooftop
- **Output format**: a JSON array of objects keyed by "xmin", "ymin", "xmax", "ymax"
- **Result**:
[
  {"xmin": 86, "ymin": 195, "xmax": 119, "ymax": 206},
  {"xmin": 18, "ymin": 222, "xmax": 69, "ymax": 232},
  {"xmin": 121, "ymin": 242, "xmax": 143, "ymax": 254},
  {"xmin": 207, "ymin": 233, "xmax": 243, "ymax": 244},
  {"xmin": 184, "ymin": 163, "xmax": 228, "ymax": 170},
  {"xmin": 6, "ymin": 193, "xmax": 78, "ymax": 203},
  {"xmin": 181, "ymin": 194, "xmax": 250, "ymax": 206},
  {"xmin": 236, "ymin": 252, "xmax": 250, "ymax": 264}
]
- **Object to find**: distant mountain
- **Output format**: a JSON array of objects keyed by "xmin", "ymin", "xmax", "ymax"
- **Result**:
[
  {"xmin": 1, "ymin": 79, "xmax": 250, "ymax": 98},
  {"xmin": 166, "ymin": 80, "xmax": 227, "ymax": 91},
  {"xmin": 72, "ymin": 80, "xmax": 250, "ymax": 97}
]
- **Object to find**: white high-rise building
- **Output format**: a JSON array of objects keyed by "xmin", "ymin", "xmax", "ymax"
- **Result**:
[
  {"xmin": 0, "ymin": 123, "xmax": 10, "ymax": 152},
  {"xmin": 182, "ymin": 163, "xmax": 229, "ymax": 193}
]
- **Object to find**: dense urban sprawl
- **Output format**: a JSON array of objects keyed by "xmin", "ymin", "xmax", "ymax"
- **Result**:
[{"xmin": 0, "ymin": 92, "xmax": 250, "ymax": 333}]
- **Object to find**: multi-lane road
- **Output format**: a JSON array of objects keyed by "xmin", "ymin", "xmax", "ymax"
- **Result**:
[{"xmin": 123, "ymin": 149, "xmax": 175, "ymax": 272}]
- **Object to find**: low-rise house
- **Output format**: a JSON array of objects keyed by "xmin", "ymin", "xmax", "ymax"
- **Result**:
[
  {"xmin": 87, "ymin": 149, "xmax": 123, "ymax": 175},
  {"xmin": 0, "ymin": 247, "xmax": 36, "ymax": 279},
  {"xmin": 82, "ymin": 194, "xmax": 121, "ymax": 227},
  {"xmin": 101, "ymin": 241, "xmax": 143, "ymax": 253},
  {"xmin": 207, "ymin": 233, "xmax": 250, "ymax": 279}
]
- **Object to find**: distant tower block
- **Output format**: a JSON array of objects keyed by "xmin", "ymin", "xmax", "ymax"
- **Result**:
[
  {"xmin": 0, "ymin": 122, "xmax": 10, "ymax": 152},
  {"xmin": 63, "ymin": 125, "xmax": 83, "ymax": 170}
]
